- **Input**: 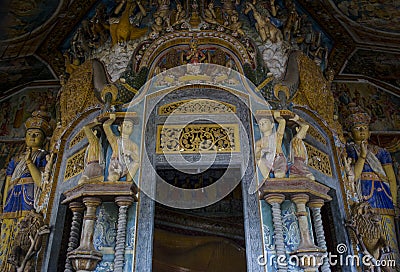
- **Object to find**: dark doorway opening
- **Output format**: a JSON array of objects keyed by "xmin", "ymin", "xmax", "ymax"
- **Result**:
[{"xmin": 152, "ymin": 168, "xmax": 247, "ymax": 272}]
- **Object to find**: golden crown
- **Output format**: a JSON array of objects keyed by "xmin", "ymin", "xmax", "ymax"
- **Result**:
[{"xmin": 25, "ymin": 107, "xmax": 53, "ymax": 137}]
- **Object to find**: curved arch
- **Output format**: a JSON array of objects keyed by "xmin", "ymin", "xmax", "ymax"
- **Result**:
[{"xmin": 135, "ymin": 31, "xmax": 255, "ymax": 74}]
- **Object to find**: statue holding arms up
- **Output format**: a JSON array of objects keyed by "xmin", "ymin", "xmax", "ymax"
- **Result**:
[
  {"xmin": 79, "ymin": 120, "xmax": 104, "ymax": 183},
  {"xmin": 103, "ymin": 114, "xmax": 139, "ymax": 182},
  {"xmin": 255, "ymin": 111, "xmax": 288, "ymax": 182},
  {"xmin": 289, "ymin": 114, "xmax": 315, "ymax": 180}
]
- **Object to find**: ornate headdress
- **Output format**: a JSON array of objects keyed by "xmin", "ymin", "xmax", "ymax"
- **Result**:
[
  {"xmin": 344, "ymin": 103, "xmax": 370, "ymax": 131},
  {"xmin": 25, "ymin": 106, "xmax": 53, "ymax": 137}
]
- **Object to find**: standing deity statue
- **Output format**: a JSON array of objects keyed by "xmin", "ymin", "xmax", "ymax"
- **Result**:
[
  {"xmin": 103, "ymin": 114, "xmax": 139, "ymax": 182},
  {"xmin": 0, "ymin": 108, "xmax": 52, "ymax": 271},
  {"xmin": 345, "ymin": 103, "xmax": 399, "ymax": 265},
  {"xmin": 289, "ymin": 114, "xmax": 315, "ymax": 180}
]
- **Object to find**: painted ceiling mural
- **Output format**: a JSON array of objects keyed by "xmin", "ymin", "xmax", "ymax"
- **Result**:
[
  {"xmin": 0, "ymin": 56, "xmax": 56, "ymax": 91},
  {"xmin": 333, "ymin": 82, "xmax": 400, "ymax": 131},
  {"xmin": 0, "ymin": 0, "xmax": 60, "ymax": 41},
  {"xmin": 333, "ymin": 0, "xmax": 400, "ymax": 34},
  {"xmin": 0, "ymin": 86, "xmax": 58, "ymax": 138},
  {"xmin": 342, "ymin": 49, "xmax": 400, "ymax": 89}
]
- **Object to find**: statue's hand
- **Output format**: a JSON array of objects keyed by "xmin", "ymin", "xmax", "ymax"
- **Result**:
[
  {"xmin": 360, "ymin": 141, "xmax": 367, "ymax": 158},
  {"xmin": 25, "ymin": 147, "xmax": 33, "ymax": 163},
  {"xmin": 289, "ymin": 114, "xmax": 299, "ymax": 122}
]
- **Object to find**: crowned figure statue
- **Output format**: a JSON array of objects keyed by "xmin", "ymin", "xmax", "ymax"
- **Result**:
[
  {"xmin": 0, "ymin": 108, "xmax": 52, "ymax": 271},
  {"xmin": 345, "ymin": 103, "xmax": 399, "ymax": 266}
]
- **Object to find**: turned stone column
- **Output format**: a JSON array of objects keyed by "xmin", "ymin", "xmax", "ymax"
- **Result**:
[
  {"xmin": 291, "ymin": 194, "xmax": 316, "ymax": 250},
  {"xmin": 65, "ymin": 202, "xmax": 85, "ymax": 272},
  {"xmin": 309, "ymin": 199, "xmax": 330, "ymax": 272},
  {"xmin": 114, "ymin": 196, "xmax": 134, "ymax": 272},
  {"xmin": 68, "ymin": 197, "xmax": 102, "ymax": 272},
  {"xmin": 265, "ymin": 193, "xmax": 287, "ymax": 272}
]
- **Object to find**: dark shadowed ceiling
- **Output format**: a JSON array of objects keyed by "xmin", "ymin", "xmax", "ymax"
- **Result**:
[{"xmin": 0, "ymin": 0, "xmax": 399, "ymax": 99}]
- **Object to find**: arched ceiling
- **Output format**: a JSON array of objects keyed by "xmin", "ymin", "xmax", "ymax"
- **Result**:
[{"xmin": 0, "ymin": 0, "xmax": 399, "ymax": 99}]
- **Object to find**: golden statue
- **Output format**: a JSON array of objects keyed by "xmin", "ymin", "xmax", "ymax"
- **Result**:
[
  {"xmin": 244, "ymin": 2, "xmax": 282, "ymax": 43},
  {"xmin": 226, "ymin": 12, "xmax": 244, "ymax": 36},
  {"xmin": 0, "ymin": 108, "xmax": 52, "ymax": 271},
  {"xmin": 103, "ymin": 114, "xmax": 139, "ymax": 182},
  {"xmin": 345, "ymin": 104, "xmax": 399, "ymax": 266},
  {"xmin": 109, "ymin": 0, "xmax": 147, "ymax": 46}
]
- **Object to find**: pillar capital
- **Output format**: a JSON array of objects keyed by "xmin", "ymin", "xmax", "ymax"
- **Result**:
[
  {"xmin": 69, "ymin": 202, "xmax": 85, "ymax": 213},
  {"xmin": 291, "ymin": 193, "xmax": 309, "ymax": 205},
  {"xmin": 115, "ymin": 196, "xmax": 134, "ymax": 207},
  {"xmin": 264, "ymin": 193, "xmax": 285, "ymax": 204},
  {"xmin": 82, "ymin": 197, "xmax": 102, "ymax": 207},
  {"xmin": 308, "ymin": 199, "xmax": 325, "ymax": 209}
]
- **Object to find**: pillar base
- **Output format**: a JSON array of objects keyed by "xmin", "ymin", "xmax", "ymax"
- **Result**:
[
  {"xmin": 68, "ymin": 248, "xmax": 102, "ymax": 272},
  {"xmin": 290, "ymin": 248, "xmax": 325, "ymax": 272}
]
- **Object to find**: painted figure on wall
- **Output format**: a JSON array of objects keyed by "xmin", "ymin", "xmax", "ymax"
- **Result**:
[
  {"xmin": 345, "ymin": 103, "xmax": 399, "ymax": 264},
  {"xmin": 0, "ymin": 108, "xmax": 52, "ymax": 271},
  {"xmin": 103, "ymin": 114, "xmax": 139, "ymax": 182}
]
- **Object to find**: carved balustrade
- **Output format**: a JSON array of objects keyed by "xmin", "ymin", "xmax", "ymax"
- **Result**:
[
  {"xmin": 260, "ymin": 178, "xmax": 332, "ymax": 272},
  {"xmin": 62, "ymin": 182, "xmax": 137, "ymax": 272}
]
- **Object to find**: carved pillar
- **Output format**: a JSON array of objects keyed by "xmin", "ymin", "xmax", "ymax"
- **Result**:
[
  {"xmin": 65, "ymin": 202, "xmax": 85, "ymax": 272},
  {"xmin": 309, "ymin": 199, "xmax": 330, "ymax": 272},
  {"xmin": 68, "ymin": 197, "xmax": 102, "ymax": 272},
  {"xmin": 291, "ymin": 194, "xmax": 315, "ymax": 249},
  {"xmin": 291, "ymin": 194, "xmax": 324, "ymax": 272},
  {"xmin": 265, "ymin": 193, "xmax": 287, "ymax": 272},
  {"xmin": 114, "ymin": 196, "xmax": 134, "ymax": 272}
]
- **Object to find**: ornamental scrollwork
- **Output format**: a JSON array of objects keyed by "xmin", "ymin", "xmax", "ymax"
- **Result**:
[
  {"xmin": 64, "ymin": 148, "xmax": 86, "ymax": 181},
  {"xmin": 304, "ymin": 142, "xmax": 332, "ymax": 177},
  {"xmin": 157, "ymin": 124, "xmax": 239, "ymax": 154},
  {"xmin": 158, "ymin": 99, "xmax": 236, "ymax": 115}
]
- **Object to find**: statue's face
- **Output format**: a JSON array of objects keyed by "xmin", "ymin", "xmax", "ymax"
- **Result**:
[
  {"xmin": 351, "ymin": 124, "xmax": 369, "ymax": 142},
  {"xmin": 121, "ymin": 121, "xmax": 134, "ymax": 136},
  {"xmin": 25, "ymin": 128, "xmax": 45, "ymax": 148},
  {"xmin": 259, "ymin": 118, "xmax": 273, "ymax": 133}
]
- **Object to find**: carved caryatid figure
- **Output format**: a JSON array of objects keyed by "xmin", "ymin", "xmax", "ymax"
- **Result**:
[
  {"xmin": 289, "ymin": 114, "xmax": 315, "ymax": 180},
  {"xmin": 103, "ymin": 114, "xmax": 139, "ymax": 182},
  {"xmin": 255, "ymin": 111, "xmax": 288, "ymax": 187},
  {"xmin": 79, "ymin": 120, "xmax": 104, "ymax": 183},
  {"xmin": 0, "ymin": 108, "xmax": 52, "ymax": 271}
]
